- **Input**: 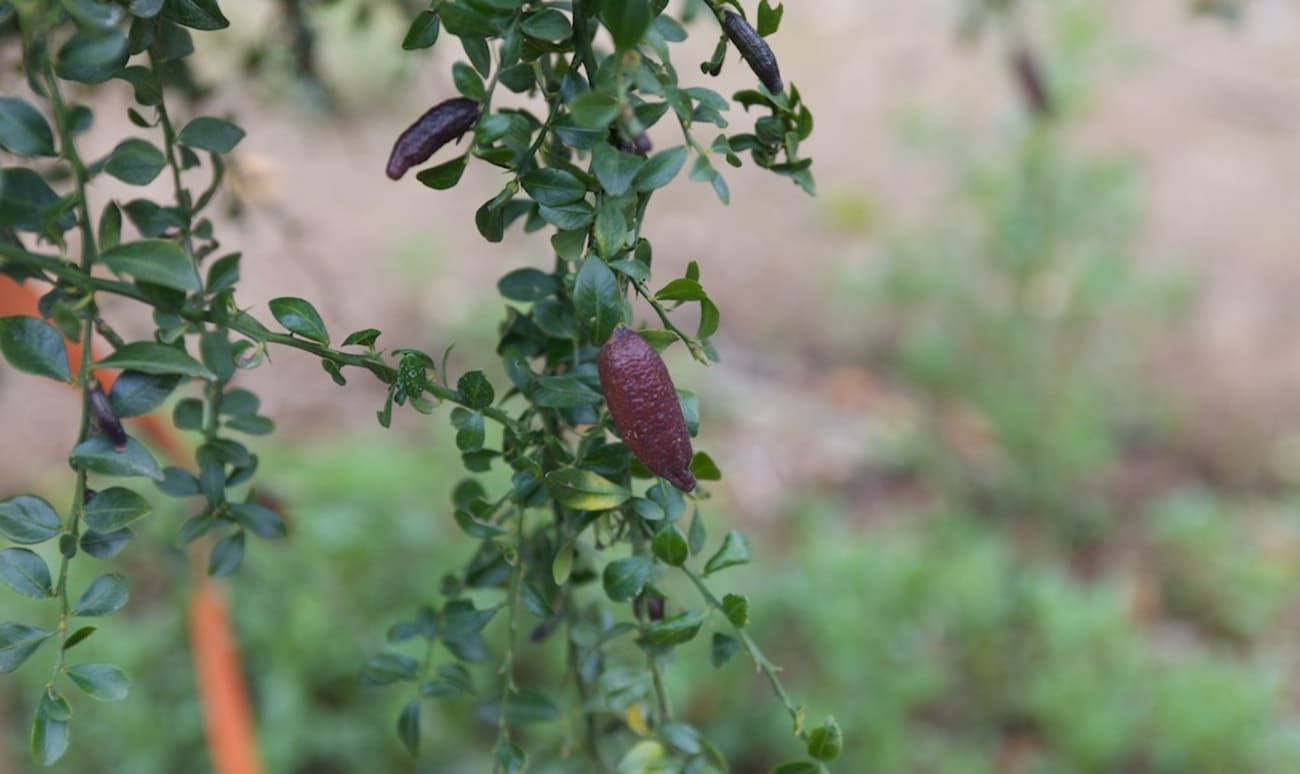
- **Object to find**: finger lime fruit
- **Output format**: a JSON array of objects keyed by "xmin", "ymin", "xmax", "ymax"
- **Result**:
[
  {"xmin": 598, "ymin": 326, "xmax": 696, "ymax": 493},
  {"xmin": 722, "ymin": 11, "xmax": 783, "ymax": 94},
  {"xmin": 88, "ymin": 379, "xmax": 127, "ymax": 450},
  {"xmin": 385, "ymin": 97, "xmax": 481, "ymax": 180},
  {"xmin": 1010, "ymin": 44, "xmax": 1054, "ymax": 119}
]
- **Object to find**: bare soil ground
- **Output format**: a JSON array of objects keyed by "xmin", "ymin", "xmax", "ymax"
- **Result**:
[{"xmin": 2, "ymin": 0, "xmax": 1299, "ymax": 514}]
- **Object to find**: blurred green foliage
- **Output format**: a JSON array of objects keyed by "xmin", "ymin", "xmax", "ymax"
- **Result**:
[{"xmin": 7, "ymin": 436, "xmax": 1300, "ymax": 772}]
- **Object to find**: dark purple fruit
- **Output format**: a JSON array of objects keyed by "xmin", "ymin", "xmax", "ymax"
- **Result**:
[
  {"xmin": 722, "ymin": 11, "xmax": 783, "ymax": 95},
  {"xmin": 598, "ymin": 327, "xmax": 696, "ymax": 493},
  {"xmin": 88, "ymin": 379, "xmax": 127, "ymax": 450},
  {"xmin": 385, "ymin": 97, "xmax": 481, "ymax": 180},
  {"xmin": 1010, "ymin": 45, "xmax": 1054, "ymax": 120}
]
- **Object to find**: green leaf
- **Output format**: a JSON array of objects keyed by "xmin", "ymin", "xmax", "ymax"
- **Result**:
[
  {"xmin": 0, "ymin": 496, "xmax": 62, "ymax": 545},
  {"xmin": 453, "ymin": 507, "xmax": 506, "ymax": 539},
  {"xmin": 341, "ymin": 328, "xmax": 381, "ymax": 348},
  {"xmin": 498, "ymin": 63, "xmax": 535, "ymax": 93},
  {"xmin": 100, "ymin": 239, "xmax": 202, "ymax": 291},
  {"xmin": 228, "ymin": 502, "xmax": 287, "ymax": 539},
  {"xmin": 678, "ymin": 389, "xmax": 700, "ymax": 436},
  {"xmin": 641, "ymin": 610, "xmax": 705, "ymax": 647},
  {"xmin": 0, "ymin": 549, "xmax": 53, "ymax": 598},
  {"xmin": 64, "ymin": 0, "xmax": 128, "ymax": 28},
  {"xmin": 31, "ymin": 690, "xmax": 71, "ymax": 765},
  {"xmin": 545, "ymin": 467, "xmax": 630, "ymax": 511},
  {"xmin": 573, "ymin": 255, "xmax": 621, "ymax": 342},
  {"xmin": 98, "ymin": 201, "xmax": 122, "ymax": 249},
  {"xmin": 591, "ymin": 143, "xmax": 645, "ymax": 197},
  {"xmin": 608, "ymin": 257, "xmax": 649, "ymax": 283},
  {"xmin": 532, "ymin": 375, "xmax": 601, "ymax": 408},
  {"xmin": 177, "ymin": 116, "xmax": 244, "ymax": 153},
  {"xmin": 73, "ymin": 573, "xmax": 129, "ymax": 617},
  {"xmin": 521, "ymin": 8, "xmax": 571, "ymax": 42},
  {"xmin": 83, "ymin": 487, "xmax": 151, "ymax": 532},
  {"xmin": 67, "ymin": 663, "xmax": 131, "ymax": 701},
  {"xmin": 594, "ymin": 200, "xmax": 628, "ymax": 258},
  {"xmin": 688, "ymin": 509, "xmax": 706, "ymax": 555},
  {"xmin": 634, "ymin": 146, "xmax": 688, "ymax": 192},
  {"xmin": 602, "ymin": 0, "xmax": 650, "ymax": 50},
  {"xmin": 62, "ymin": 626, "xmax": 96, "ymax": 652},
  {"xmin": 0, "ymin": 97, "xmax": 55, "ymax": 157},
  {"xmin": 478, "ymin": 690, "xmax": 561, "ymax": 725},
  {"xmin": 453, "ymin": 409, "xmax": 486, "ymax": 451},
  {"xmin": 461, "ymin": 34, "xmax": 492, "ymax": 76},
  {"xmin": 0, "ymin": 316, "xmax": 70, "ymax": 382},
  {"xmin": 711, "ymin": 632, "xmax": 738, "ymax": 667},
  {"xmin": 550, "ymin": 229, "xmax": 587, "ymax": 261},
  {"xmin": 362, "ymin": 652, "xmax": 420, "ymax": 685},
  {"xmin": 570, "ymin": 90, "xmax": 621, "ymax": 129},
  {"xmin": 633, "ymin": 497, "xmax": 665, "ymax": 522},
  {"xmin": 397, "ymin": 698, "xmax": 421, "ymax": 756},
  {"xmin": 422, "ymin": 663, "xmax": 475, "ymax": 697},
  {"xmin": 601, "ymin": 555, "xmax": 651, "ymax": 602},
  {"xmin": 206, "ymin": 252, "xmax": 241, "ymax": 293},
  {"xmin": 200, "ymin": 329, "xmax": 234, "ymax": 382},
  {"xmin": 690, "ymin": 451, "xmax": 722, "ymax": 481},
  {"xmin": 269, "ymin": 297, "xmax": 329, "ymax": 344},
  {"xmin": 721, "ymin": 593, "xmax": 749, "ymax": 627},
  {"xmin": 552, "ymin": 545, "xmax": 573, "ymax": 585},
  {"xmin": 757, "ymin": 0, "xmax": 784, "ymax": 37},
  {"xmin": 80, "ymin": 528, "xmax": 133, "ymax": 559},
  {"xmin": 0, "ymin": 623, "xmax": 53, "ymax": 673},
  {"xmin": 496, "ymin": 741, "xmax": 527, "ymax": 774},
  {"xmin": 474, "ymin": 197, "xmax": 506, "ymax": 242},
  {"xmin": 497, "ymin": 268, "xmax": 558, "ymax": 302},
  {"xmin": 438, "ymin": 2, "xmax": 498, "ymax": 37},
  {"xmin": 173, "ymin": 397, "xmax": 203, "ymax": 430},
  {"xmin": 521, "ymin": 168, "xmax": 587, "ymax": 206},
  {"xmin": 97, "ymin": 342, "xmax": 215, "ymax": 379},
  {"xmin": 103, "ymin": 138, "xmax": 166, "ymax": 185},
  {"xmin": 537, "ymin": 201, "xmax": 595, "ymax": 230},
  {"xmin": 71, "ymin": 436, "xmax": 163, "ymax": 481},
  {"xmin": 219, "ymin": 389, "xmax": 259, "ymax": 417},
  {"xmin": 457, "ymin": 370, "xmax": 495, "ymax": 409},
  {"xmin": 56, "ymin": 30, "xmax": 129, "ymax": 83},
  {"xmin": 0, "ymin": 168, "xmax": 72, "ymax": 233},
  {"xmin": 208, "ymin": 531, "xmax": 244, "ymax": 577},
  {"xmin": 698, "ymin": 298, "xmax": 720, "ymax": 338},
  {"xmin": 704, "ymin": 530, "xmax": 752, "ymax": 575},
  {"xmin": 117, "ymin": 66, "xmax": 162, "ymax": 107},
  {"xmin": 161, "ymin": 0, "xmax": 230, "ymax": 30},
  {"xmin": 402, "ymin": 10, "xmax": 440, "ymax": 49},
  {"xmin": 452, "ymin": 61, "xmax": 487, "ymax": 101},
  {"xmin": 807, "ymin": 716, "xmax": 842, "ymax": 762},
  {"xmin": 660, "ymin": 722, "xmax": 703, "ymax": 756},
  {"xmin": 128, "ymin": 0, "xmax": 163, "ymax": 16},
  {"xmin": 655, "ymin": 278, "xmax": 706, "ymax": 302},
  {"xmin": 416, "ymin": 154, "xmax": 468, "ymax": 190},
  {"xmin": 651, "ymin": 526, "xmax": 689, "ymax": 566}
]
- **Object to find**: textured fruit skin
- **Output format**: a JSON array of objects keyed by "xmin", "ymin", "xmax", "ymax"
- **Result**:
[
  {"xmin": 722, "ymin": 11, "xmax": 783, "ymax": 94},
  {"xmin": 598, "ymin": 327, "xmax": 697, "ymax": 493},
  {"xmin": 385, "ymin": 98, "xmax": 481, "ymax": 180},
  {"xmin": 88, "ymin": 380, "xmax": 127, "ymax": 450}
]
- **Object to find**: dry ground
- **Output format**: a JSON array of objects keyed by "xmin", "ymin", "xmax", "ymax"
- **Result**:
[{"xmin": 2, "ymin": 0, "xmax": 1299, "ymax": 515}]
